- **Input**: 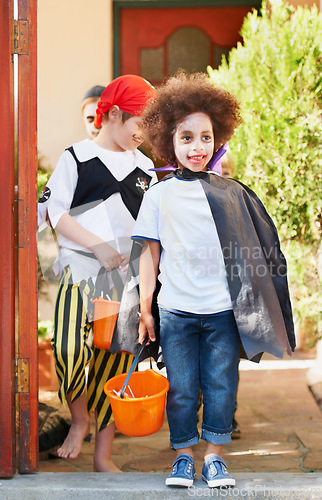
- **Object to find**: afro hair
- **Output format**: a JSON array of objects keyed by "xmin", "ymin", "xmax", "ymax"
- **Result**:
[{"xmin": 142, "ymin": 71, "xmax": 242, "ymax": 165}]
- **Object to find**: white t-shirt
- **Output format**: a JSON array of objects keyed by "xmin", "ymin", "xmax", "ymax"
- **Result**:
[
  {"xmin": 38, "ymin": 139, "xmax": 157, "ymax": 283},
  {"xmin": 132, "ymin": 175, "xmax": 232, "ymax": 315}
]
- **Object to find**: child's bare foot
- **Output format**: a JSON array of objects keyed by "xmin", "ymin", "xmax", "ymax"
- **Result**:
[
  {"xmin": 93, "ymin": 458, "xmax": 122, "ymax": 473},
  {"xmin": 57, "ymin": 418, "xmax": 90, "ymax": 459}
]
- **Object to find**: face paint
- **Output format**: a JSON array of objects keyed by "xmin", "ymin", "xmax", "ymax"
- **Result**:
[
  {"xmin": 173, "ymin": 113, "xmax": 214, "ymax": 172},
  {"xmin": 83, "ymin": 101, "xmax": 101, "ymax": 139}
]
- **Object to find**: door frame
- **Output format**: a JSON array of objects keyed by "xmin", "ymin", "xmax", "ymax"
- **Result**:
[
  {"xmin": 16, "ymin": 0, "xmax": 38, "ymax": 474},
  {"xmin": 0, "ymin": 0, "xmax": 38, "ymax": 478},
  {"xmin": 0, "ymin": 0, "xmax": 16, "ymax": 478}
]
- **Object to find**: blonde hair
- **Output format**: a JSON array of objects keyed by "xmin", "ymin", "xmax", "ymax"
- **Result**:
[
  {"xmin": 81, "ymin": 96, "xmax": 100, "ymax": 114},
  {"xmin": 221, "ymin": 147, "xmax": 236, "ymax": 178}
]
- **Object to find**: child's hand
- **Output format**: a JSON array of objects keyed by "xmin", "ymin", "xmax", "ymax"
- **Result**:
[
  {"xmin": 138, "ymin": 312, "xmax": 156, "ymax": 345},
  {"xmin": 91, "ymin": 242, "xmax": 122, "ymax": 271},
  {"xmin": 119, "ymin": 254, "xmax": 130, "ymax": 273}
]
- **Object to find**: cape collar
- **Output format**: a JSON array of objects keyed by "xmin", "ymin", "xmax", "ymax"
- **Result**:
[{"xmin": 174, "ymin": 167, "xmax": 210, "ymax": 181}]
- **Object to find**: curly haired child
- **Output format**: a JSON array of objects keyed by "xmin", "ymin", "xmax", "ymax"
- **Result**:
[{"xmin": 132, "ymin": 71, "xmax": 295, "ymax": 488}]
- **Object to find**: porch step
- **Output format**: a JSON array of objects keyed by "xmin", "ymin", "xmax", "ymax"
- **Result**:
[{"xmin": 1, "ymin": 472, "xmax": 322, "ymax": 499}]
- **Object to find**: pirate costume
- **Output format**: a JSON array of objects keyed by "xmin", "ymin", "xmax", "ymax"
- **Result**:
[{"xmin": 38, "ymin": 75, "xmax": 157, "ymax": 432}]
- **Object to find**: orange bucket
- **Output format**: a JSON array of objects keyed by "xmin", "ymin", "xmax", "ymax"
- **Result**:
[
  {"xmin": 104, "ymin": 369, "xmax": 170, "ymax": 436},
  {"xmin": 92, "ymin": 297, "xmax": 120, "ymax": 350}
]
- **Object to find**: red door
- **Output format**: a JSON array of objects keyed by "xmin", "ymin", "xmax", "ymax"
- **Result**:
[
  {"xmin": 16, "ymin": 0, "xmax": 38, "ymax": 473},
  {"xmin": 113, "ymin": 1, "xmax": 260, "ymax": 82},
  {"xmin": 0, "ymin": 0, "xmax": 16, "ymax": 477},
  {"xmin": 0, "ymin": 0, "xmax": 38, "ymax": 477}
]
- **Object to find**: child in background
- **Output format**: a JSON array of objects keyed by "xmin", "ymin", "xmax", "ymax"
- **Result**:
[
  {"xmin": 218, "ymin": 144, "xmax": 241, "ymax": 438},
  {"xmin": 133, "ymin": 72, "xmax": 295, "ymax": 488},
  {"xmin": 81, "ymin": 85, "xmax": 105, "ymax": 139},
  {"xmin": 220, "ymin": 145, "xmax": 236, "ymax": 179},
  {"xmin": 38, "ymin": 75, "xmax": 157, "ymax": 472}
]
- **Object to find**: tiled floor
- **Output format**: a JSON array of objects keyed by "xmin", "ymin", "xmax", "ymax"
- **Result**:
[{"xmin": 38, "ymin": 352, "xmax": 322, "ymax": 476}]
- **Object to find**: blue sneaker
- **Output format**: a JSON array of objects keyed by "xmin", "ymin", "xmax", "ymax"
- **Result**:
[
  {"xmin": 165, "ymin": 453, "xmax": 196, "ymax": 487},
  {"xmin": 202, "ymin": 454, "xmax": 235, "ymax": 488}
]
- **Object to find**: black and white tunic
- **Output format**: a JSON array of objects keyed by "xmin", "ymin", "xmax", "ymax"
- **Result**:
[{"xmin": 38, "ymin": 139, "xmax": 157, "ymax": 283}]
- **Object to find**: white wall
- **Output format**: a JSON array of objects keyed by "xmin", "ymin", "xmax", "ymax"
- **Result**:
[{"xmin": 38, "ymin": 0, "xmax": 113, "ymax": 171}]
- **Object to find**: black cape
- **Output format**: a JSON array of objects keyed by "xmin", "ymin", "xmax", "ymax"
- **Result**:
[{"xmin": 110, "ymin": 169, "xmax": 295, "ymax": 363}]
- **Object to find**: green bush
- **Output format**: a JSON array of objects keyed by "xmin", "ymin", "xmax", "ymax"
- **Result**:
[
  {"xmin": 208, "ymin": 0, "xmax": 322, "ymax": 341},
  {"xmin": 37, "ymin": 159, "xmax": 51, "ymax": 198},
  {"xmin": 38, "ymin": 319, "xmax": 54, "ymax": 339}
]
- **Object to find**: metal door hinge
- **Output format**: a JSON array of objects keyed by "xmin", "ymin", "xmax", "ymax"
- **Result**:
[
  {"xmin": 13, "ymin": 20, "xmax": 29, "ymax": 55},
  {"xmin": 15, "ymin": 358, "xmax": 30, "ymax": 393}
]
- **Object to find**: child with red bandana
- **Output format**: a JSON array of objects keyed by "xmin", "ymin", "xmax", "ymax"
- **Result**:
[{"xmin": 38, "ymin": 75, "xmax": 157, "ymax": 471}]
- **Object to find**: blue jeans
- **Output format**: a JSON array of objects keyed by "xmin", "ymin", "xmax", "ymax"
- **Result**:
[{"xmin": 159, "ymin": 308, "xmax": 240, "ymax": 449}]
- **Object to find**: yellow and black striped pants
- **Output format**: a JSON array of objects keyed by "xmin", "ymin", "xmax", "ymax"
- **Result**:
[{"xmin": 52, "ymin": 266, "xmax": 134, "ymax": 431}]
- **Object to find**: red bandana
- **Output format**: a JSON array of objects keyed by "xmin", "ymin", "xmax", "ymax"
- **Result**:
[{"xmin": 94, "ymin": 75, "xmax": 155, "ymax": 128}]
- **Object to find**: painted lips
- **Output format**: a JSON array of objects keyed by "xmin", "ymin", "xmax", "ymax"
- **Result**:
[{"xmin": 188, "ymin": 155, "xmax": 206, "ymax": 163}]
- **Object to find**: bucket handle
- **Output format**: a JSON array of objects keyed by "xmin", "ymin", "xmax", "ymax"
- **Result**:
[{"xmin": 120, "ymin": 338, "xmax": 148, "ymax": 399}]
